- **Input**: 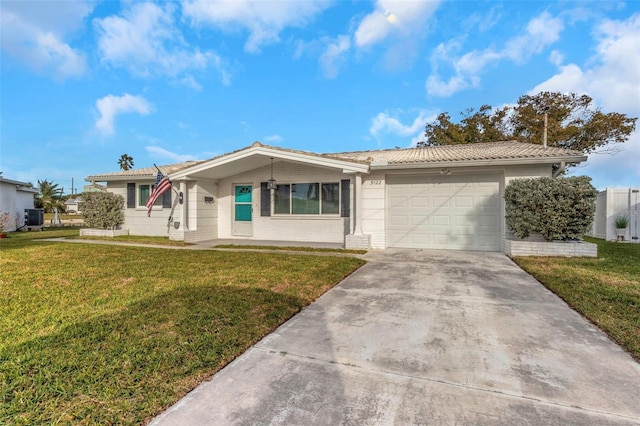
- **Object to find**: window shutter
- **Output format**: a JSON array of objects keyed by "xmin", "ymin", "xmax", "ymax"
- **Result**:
[
  {"xmin": 260, "ymin": 182, "xmax": 271, "ymax": 216},
  {"xmin": 341, "ymin": 179, "xmax": 350, "ymax": 217},
  {"xmin": 162, "ymin": 189, "xmax": 172, "ymax": 208},
  {"xmin": 127, "ymin": 183, "xmax": 135, "ymax": 208}
]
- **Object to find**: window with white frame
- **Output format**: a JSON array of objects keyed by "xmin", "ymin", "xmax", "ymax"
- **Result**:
[{"xmin": 274, "ymin": 182, "xmax": 340, "ymax": 215}]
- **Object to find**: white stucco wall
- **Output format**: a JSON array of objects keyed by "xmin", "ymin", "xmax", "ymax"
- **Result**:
[
  {"xmin": 174, "ymin": 178, "xmax": 218, "ymax": 243},
  {"xmin": 0, "ymin": 180, "xmax": 36, "ymax": 231},
  {"xmin": 108, "ymin": 181, "xmax": 176, "ymax": 236},
  {"xmin": 360, "ymin": 171, "xmax": 386, "ymax": 249}
]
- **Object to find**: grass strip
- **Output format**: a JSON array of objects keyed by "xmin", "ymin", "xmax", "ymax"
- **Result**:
[
  {"xmin": 74, "ymin": 235, "xmax": 193, "ymax": 247},
  {"xmin": 214, "ymin": 244, "xmax": 367, "ymax": 254},
  {"xmin": 512, "ymin": 237, "xmax": 639, "ymax": 361}
]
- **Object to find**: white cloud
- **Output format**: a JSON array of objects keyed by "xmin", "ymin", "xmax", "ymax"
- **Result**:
[
  {"xmin": 354, "ymin": 0, "xmax": 440, "ymax": 49},
  {"xmin": 182, "ymin": 0, "xmax": 332, "ymax": 52},
  {"xmin": 503, "ymin": 12, "xmax": 564, "ymax": 63},
  {"xmin": 145, "ymin": 146, "xmax": 198, "ymax": 163},
  {"xmin": 264, "ymin": 135, "xmax": 284, "ymax": 143},
  {"xmin": 426, "ymin": 74, "xmax": 475, "ymax": 98},
  {"xmin": 427, "ymin": 11, "xmax": 565, "ymax": 97},
  {"xmin": 531, "ymin": 14, "xmax": 640, "ymax": 189},
  {"xmin": 319, "ymin": 35, "xmax": 351, "ymax": 79},
  {"xmin": 549, "ymin": 50, "xmax": 564, "ymax": 66},
  {"xmin": 95, "ymin": 2, "xmax": 228, "ymax": 85},
  {"xmin": 95, "ymin": 94, "xmax": 155, "ymax": 136},
  {"xmin": 179, "ymin": 75, "xmax": 203, "ymax": 91},
  {"xmin": 0, "ymin": 1, "xmax": 91, "ymax": 78},
  {"xmin": 370, "ymin": 109, "xmax": 436, "ymax": 146}
]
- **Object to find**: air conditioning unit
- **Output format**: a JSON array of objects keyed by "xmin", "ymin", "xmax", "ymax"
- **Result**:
[{"xmin": 24, "ymin": 209, "xmax": 44, "ymax": 227}]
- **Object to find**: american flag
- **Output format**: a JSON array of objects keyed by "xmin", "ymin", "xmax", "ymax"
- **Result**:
[{"xmin": 146, "ymin": 171, "xmax": 172, "ymax": 217}]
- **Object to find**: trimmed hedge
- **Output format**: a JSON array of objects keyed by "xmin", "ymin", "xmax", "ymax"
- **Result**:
[
  {"xmin": 504, "ymin": 176, "xmax": 597, "ymax": 242},
  {"xmin": 81, "ymin": 192, "xmax": 125, "ymax": 230}
]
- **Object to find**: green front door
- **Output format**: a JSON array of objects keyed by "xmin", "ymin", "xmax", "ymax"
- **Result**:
[{"xmin": 233, "ymin": 184, "xmax": 253, "ymax": 236}]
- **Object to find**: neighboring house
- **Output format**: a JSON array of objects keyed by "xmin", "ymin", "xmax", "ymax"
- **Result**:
[
  {"xmin": 590, "ymin": 188, "xmax": 640, "ymax": 242},
  {"xmin": 85, "ymin": 141, "xmax": 586, "ymax": 251},
  {"xmin": 64, "ymin": 197, "xmax": 84, "ymax": 214},
  {"xmin": 0, "ymin": 176, "xmax": 38, "ymax": 231},
  {"xmin": 82, "ymin": 182, "xmax": 106, "ymax": 193}
]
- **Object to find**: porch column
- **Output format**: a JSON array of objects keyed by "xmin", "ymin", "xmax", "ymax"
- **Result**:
[
  {"xmin": 354, "ymin": 173, "xmax": 363, "ymax": 235},
  {"xmin": 179, "ymin": 180, "xmax": 187, "ymax": 230},
  {"xmin": 345, "ymin": 173, "xmax": 370, "ymax": 249}
]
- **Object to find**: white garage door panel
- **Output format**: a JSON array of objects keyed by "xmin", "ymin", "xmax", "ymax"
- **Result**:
[{"xmin": 387, "ymin": 174, "xmax": 501, "ymax": 251}]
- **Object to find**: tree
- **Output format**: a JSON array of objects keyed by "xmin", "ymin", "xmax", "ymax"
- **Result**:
[
  {"xmin": 424, "ymin": 105, "xmax": 510, "ymax": 146},
  {"xmin": 118, "ymin": 154, "xmax": 134, "ymax": 171},
  {"xmin": 35, "ymin": 179, "xmax": 66, "ymax": 213},
  {"xmin": 422, "ymin": 92, "xmax": 637, "ymax": 155}
]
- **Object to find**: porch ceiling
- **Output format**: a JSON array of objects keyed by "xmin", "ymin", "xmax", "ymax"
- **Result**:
[{"xmin": 184, "ymin": 154, "xmax": 274, "ymax": 180}]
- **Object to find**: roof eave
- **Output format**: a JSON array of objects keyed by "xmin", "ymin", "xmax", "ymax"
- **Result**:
[
  {"xmin": 370, "ymin": 155, "xmax": 587, "ymax": 170},
  {"xmin": 85, "ymin": 174, "xmax": 156, "ymax": 182}
]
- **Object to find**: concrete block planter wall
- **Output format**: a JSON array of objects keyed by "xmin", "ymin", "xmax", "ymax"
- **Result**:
[
  {"xmin": 80, "ymin": 228, "xmax": 129, "ymax": 237},
  {"xmin": 504, "ymin": 238, "xmax": 597, "ymax": 257}
]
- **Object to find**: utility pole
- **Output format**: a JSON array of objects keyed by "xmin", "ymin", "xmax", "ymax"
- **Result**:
[{"xmin": 543, "ymin": 106, "xmax": 550, "ymax": 148}]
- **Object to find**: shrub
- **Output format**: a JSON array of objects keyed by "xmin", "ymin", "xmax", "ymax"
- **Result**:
[
  {"xmin": 615, "ymin": 214, "xmax": 629, "ymax": 229},
  {"xmin": 0, "ymin": 212, "xmax": 12, "ymax": 233},
  {"xmin": 81, "ymin": 192, "xmax": 125, "ymax": 229},
  {"xmin": 504, "ymin": 176, "xmax": 597, "ymax": 242}
]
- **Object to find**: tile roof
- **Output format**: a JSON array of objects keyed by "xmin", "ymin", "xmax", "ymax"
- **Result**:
[
  {"xmin": 86, "ymin": 141, "xmax": 585, "ymax": 181},
  {"xmin": 86, "ymin": 160, "xmax": 205, "ymax": 180},
  {"xmin": 326, "ymin": 141, "xmax": 585, "ymax": 164}
]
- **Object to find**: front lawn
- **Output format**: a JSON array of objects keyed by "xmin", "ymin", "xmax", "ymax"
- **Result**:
[
  {"xmin": 0, "ymin": 230, "xmax": 365, "ymax": 424},
  {"xmin": 513, "ymin": 237, "xmax": 640, "ymax": 361}
]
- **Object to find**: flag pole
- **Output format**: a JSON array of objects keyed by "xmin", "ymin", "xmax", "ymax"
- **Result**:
[{"xmin": 153, "ymin": 164, "xmax": 180, "ymax": 196}]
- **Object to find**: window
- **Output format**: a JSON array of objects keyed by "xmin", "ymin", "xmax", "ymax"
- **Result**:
[
  {"xmin": 321, "ymin": 183, "xmax": 340, "ymax": 214},
  {"xmin": 274, "ymin": 182, "xmax": 339, "ymax": 215},
  {"xmin": 292, "ymin": 183, "xmax": 319, "ymax": 214},
  {"xmin": 138, "ymin": 184, "xmax": 162, "ymax": 207},
  {"xmin": 274, "ymin": 184, "xmax": 290, "ymax": 214}
]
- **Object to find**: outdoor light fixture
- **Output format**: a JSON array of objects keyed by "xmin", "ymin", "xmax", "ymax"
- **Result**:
[
  {"xmin": 440, "ymin": 168, "xmax": 452, "ymax": 175},
  {"xmin": 267, "ymin": 157, "xmax": 277, "ymax": 190}
]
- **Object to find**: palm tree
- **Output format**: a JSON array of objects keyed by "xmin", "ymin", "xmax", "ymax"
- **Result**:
[
  {"xmin": 118, "ymin": 154, "xmax": 134, "ymax": 171},
  {"xmin": 36, "ymin": 179, "xmax": 66, "ymax": 213}
]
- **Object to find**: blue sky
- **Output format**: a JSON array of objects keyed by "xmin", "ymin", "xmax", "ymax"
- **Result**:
[{"xmin": 1, "ymin": 0, "xmax": 638, "ymax": 194}]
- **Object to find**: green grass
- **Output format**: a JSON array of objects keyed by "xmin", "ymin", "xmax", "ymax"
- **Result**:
[
  {"xmin": 512, "ymin": 237, "xmax": 640, "ymax": 361},
  {"xmin": 0, "ymin": 230, "xmax": 365, "ymax": 424},
  {"xmin": 75, "ymin": 235, "xmax": 193, "ymax": 247},
  {"xmin": 214, "ymin": 244, "xmax": 367, "ymax": 254},
  {"xmin": 43, "ymin": 213, "xmax": 83, "ymax": 221}
]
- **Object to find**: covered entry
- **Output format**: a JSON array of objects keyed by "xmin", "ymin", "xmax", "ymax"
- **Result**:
[{"xmin": 386, "ymin": 173, "xmax": 501, "ymax": 251}]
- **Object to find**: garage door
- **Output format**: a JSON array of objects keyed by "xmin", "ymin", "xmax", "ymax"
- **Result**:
[{"xmin": 386, "ymin": 174, "xmax": 501, "ymax": 251}]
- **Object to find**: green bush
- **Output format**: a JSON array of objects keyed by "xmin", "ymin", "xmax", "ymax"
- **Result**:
[
  {"xmin": 504, "ymin": 176, "xmax": 597, "ymax": 242},
  {"xmin": 81, "ymin": 192, "xmax": 125, "ymax": 229}
]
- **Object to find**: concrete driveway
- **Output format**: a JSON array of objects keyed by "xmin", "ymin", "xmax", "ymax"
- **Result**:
[{"xmin": 151, "ymin": 250, "xmax": 640, "ymax": 425}]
